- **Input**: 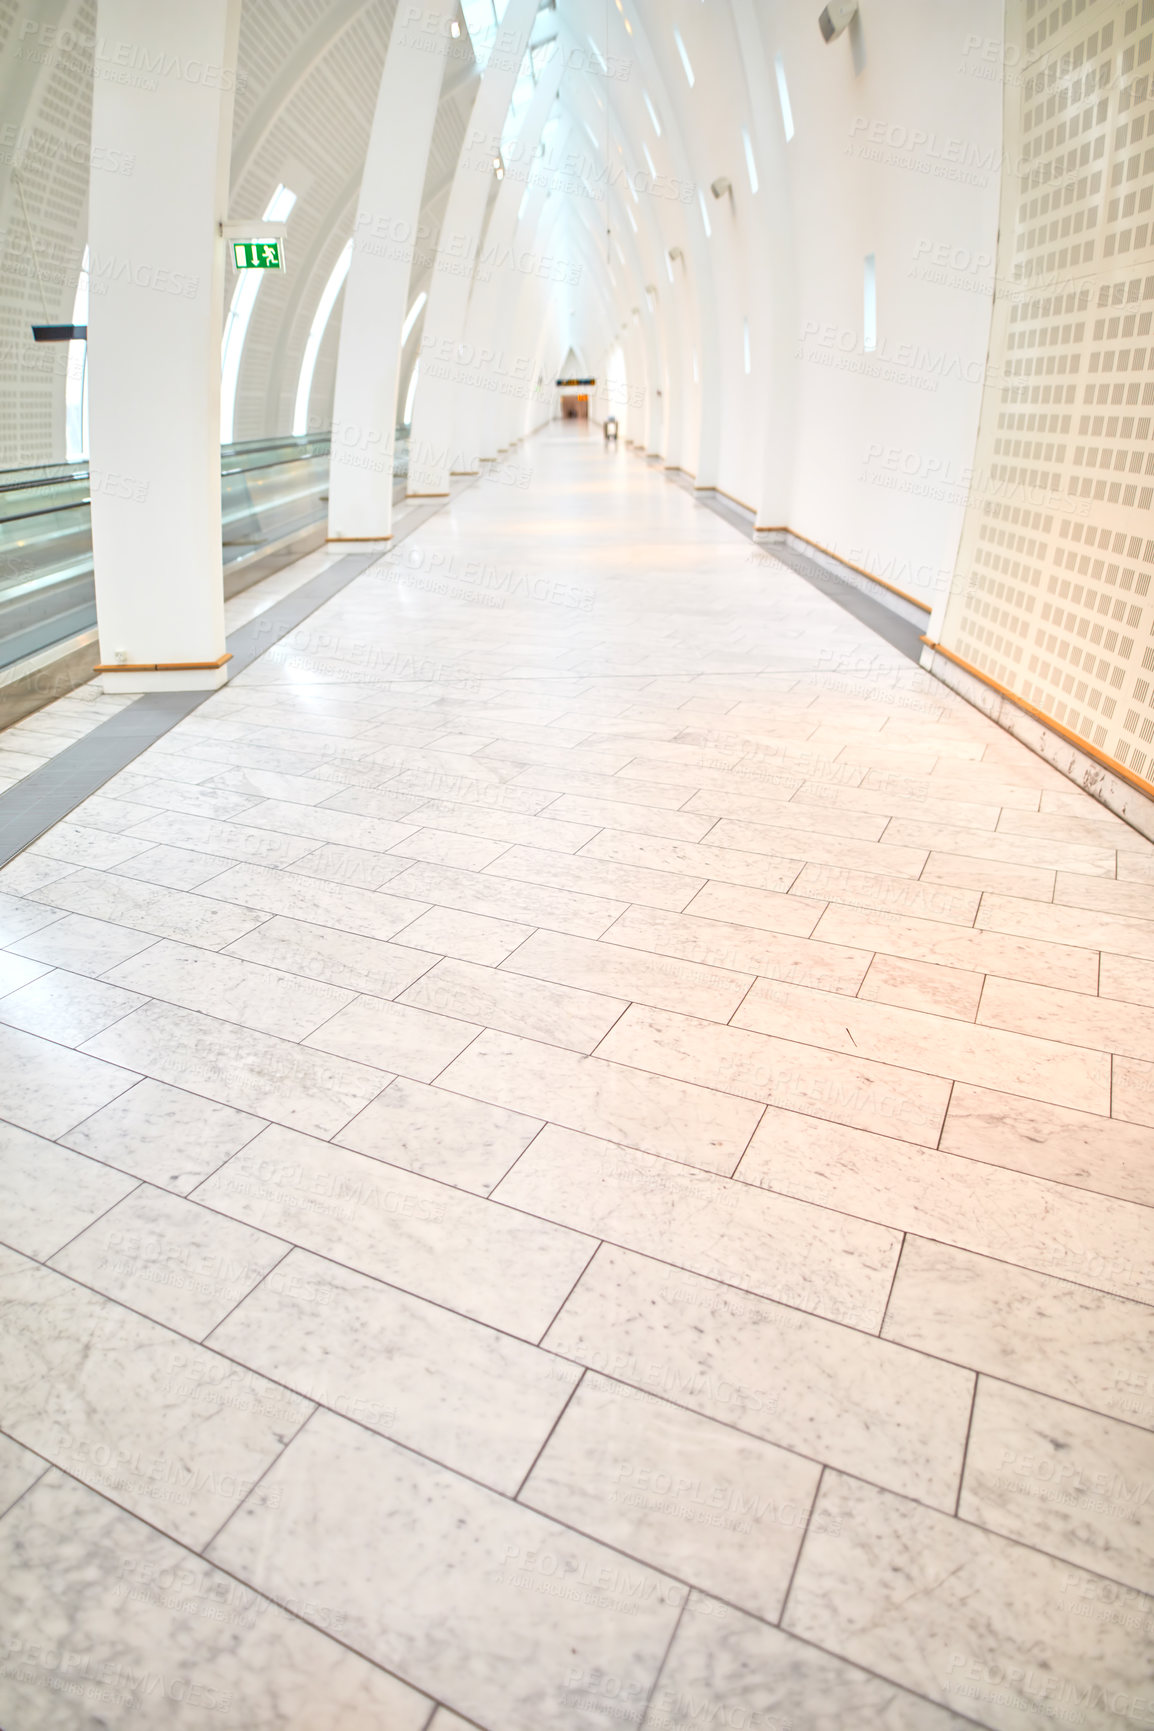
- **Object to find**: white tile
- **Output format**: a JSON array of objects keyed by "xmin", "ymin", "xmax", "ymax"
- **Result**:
[
  {"xmin": 978, "ymin": 891, "xmax": 1154, "ymax": 961},
  {"xmin": 51, "ymin": 1184, "xmax": 288, "ymax": 1339},
  {"xmin": 384, "ymin": 860, "xmax": 627, "ymax": 939},
  {"xmin": 210, "ymin": 763, "xmax": 387, "ymax": 807},
  {"xmin": 387, "ymin": 826, "xmax": 512, "ymax": 870},
  {"xmin": 336, "ymin": 1077, "xmax": 542, "ymax": 1194},
  {"xmin": 209, "ymin": 1249, "xmax": 581, "ymax": 1493},
  {"xmin": 207, "ymin": 1409, "xmax": 684, "ymax": 1731},
  {"xmin": 543, "ymin": 1245, "xmax": 974, "ymax": 1509},
  {"xmin": 0, "ymin": 1022, "xmax": 138, "ymax": 1137},
  {"xmin": 882, "ymin": 1236, "xmax": 1154, "ymax": 1430},
  {"xmin": 498, "ymin": 927, "xmax": 753, "ymax": 1022},
  {"xmin": 226, "ymin": 915, "xmax": 437, "ymax": 999},
  {"xmin": 648, "ymin": 1593, "xmax": 973, "ymax": 1731},
  {"xmin": 116, "ymin": 778, "xmax": 261, "ymax": 820},
  {"xmin": 733, "ymin": 976, "xmax": 1110, "ymax": 1114},
  {"xmin": 29, "ymin": 823, "xmax": 155, "ymax": 870},
  {"xmin": 124, "ymin": 810, "xmax": 321, "ymax": 866},
  {"xmin": 234, "ymin": 798, "xmax": 421, "ymax": 855},
  {"xmin": 494, "ymin": 1124, "xmax": 899, "ymax": 1330},
  {"xmin": 703, "ymin": 816, "xmax": 929, "ymax": 879},
  {"xmin": 395, "ymin": 904, "xmax": 534, "ymax": 964},
  {"xmin": 941, "ymin": 1082, "xmax": 1154, "ymax": 1207},
  {"xmin": 64, "ymin": 792, "xmax": 159, "ymax": 834},
  {"xmin": 0, "ymin": 1121, "xmax": 138, "ymax": 1259},
  {"xmin": 886, "ymin": 817, "xmax": 1116, "ymax": 876},
  {"xmin": 0, "ymin": 1244, "xmax": 310, "ymax": 1548},
  {"xmin": 26, "ymin": 868, "xmax": 266, "ymax": 948},
  {"xmin": 681, "ymin": 877, "xmax": 827, "ymax": 937},
  {"xmin": 104, "ymin": 939, "xmax": 356, "ymax": 1040},
  {"xmin": 438, "ymin": 1028, "xmax": 764, "ymax": 1175},
  {"xmin": 784, "ymin": 1472, "xmax": 1154, "ymax": 1731},
  {"xmin": 790, "ymin": 861, "xmax": 981, "ymax": 925},
  {"xmin": 0, "ymin": 857, "xmax": 76, "ymax": 897},
  {"xmin": 8, "ymin": 910, "xmax": 158, "ymax": 974},
  {"xmin": 0, "ymin": 968, "xmax": 146, "ymax": 1045},
  {"xmin": 112, "ymin": 842, "xmax": 235, "ymax": 889},
  {"xmin": 580, "ymin": 829, "xmax": 803, "ymax": 893},
  {"xmin": 195, "ymin": 861, "xmax": 430, "ymax": 942},
  {"xmin": 486, "ymin": 843, "xmax": 704, "ymax": 911},
  {"xmin": 0, "ymin": 1432, "xmax": 47, "ymax": 1516},
  {"xmin": 305, "ymin": 994, "xmax": 481, "ymax": 1081},
  {"xmin": 194, "ymin": 1123, "xmax": 595, "ymax": 1341},
  {"xmin": 684, "ymin": 785, "xmax": 889, "ymax": 840},
  {"xmin": 597, "ymin": 1005, "xmax": 950, "ymax": 1147},
  {"xmin": 82, "ymin": 1002, "xmax": 388, "ymax": 1138},
  {"xmin": 604, "ymin": 905, "xmax": 869, "ymax": 994},
  {"xmin": 62, "ymin": 1079, "xmax": 265, "ymax": 1193},
  {"xmin": 960, "ymin": 1378, "xmax": 1154, "ymax": 1594},
  {"xmin": 545, "ymin": 793, "xmax": 716, "ymax": 842},
  {"xmin": 815, "ymin": 899, "xmax": 1096, "ymax": 991},
  {"xmin": 400, "ymin": 956, "xmax": 626, "ymax": 1053},
  {"xmin": 0, "ymin": 951, "xmax": 53, "ymax": 995},
  {"xmin": 0, "ymin": 1472, "xmax": 432, "ymax": 1729},
  {"xmin": 738, "ymin": 1105, "xmax": 1154, "ymax": 1308},
  {"xmin": 286, "ymin": 841, "xmax": 415, "ymax": 890},
  {"xmin": 521, "ymin": 1373, "xmax": 821, "ymax": 1620}
]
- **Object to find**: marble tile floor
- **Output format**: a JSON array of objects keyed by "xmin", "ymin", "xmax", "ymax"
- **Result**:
[{"xmin": 1, "ymin": 424, "xmax": 1153, "ymax": 1730}]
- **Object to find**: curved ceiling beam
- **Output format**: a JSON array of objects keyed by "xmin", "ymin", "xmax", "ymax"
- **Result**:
[{"xmin": 229, "ymin": 0, "xmax": 380, "ymax": 197}]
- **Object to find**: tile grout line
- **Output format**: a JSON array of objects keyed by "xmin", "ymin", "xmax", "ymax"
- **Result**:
[
  {"xmin": 198, "ymin": 1400, "xmax": 321, "ymax": 1560},
  {"xmin": 37, "ymin": 1177, "xmax": 147, "ymax": 1265},
  {"xmin": 876, "ymin": 1232, "xmax": 908, "ymax": 1340},
  {"xmin": 23, "ymin": 1125, "xmax": 1146, "ymax": 1418},
  {"xmin": 511, "ymin": 1367, "xmax": 587, "ymax": 1503},
  {"xmin": 635, "ymin": 1588, "xmax": 689, "ymax": 1731},
  {"xmin": 953, "ymin": 1374, "xmax": 981, "ymax": 1521},
  {"xmin": 776, "ymin": 1464, "xmax": 825, "ymax": 1633}
]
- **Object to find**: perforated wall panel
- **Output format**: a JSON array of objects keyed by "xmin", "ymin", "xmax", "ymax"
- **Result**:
[{"xmin": 940, "ymin": 0, "xmax": 1154, "ymax": 788}]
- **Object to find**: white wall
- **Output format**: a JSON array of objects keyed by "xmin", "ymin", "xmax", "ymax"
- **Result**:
[{"xmin": 4, "ymin": 0, "xmax": 1005, "ymax": 629}]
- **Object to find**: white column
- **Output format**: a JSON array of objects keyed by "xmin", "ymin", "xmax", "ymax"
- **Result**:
[
  {"xmin": 87, "ymin": 0, "xmax": 241, "ymax": 693},
  {"xmin": 454, "ymin": 44, "xmax": 563, "ymax": 474},
  {"xmin": 478, "ymin": 171, "xmax": 553, "ymax": 461},
  {"xmin": 407, "ymin": 0, "xmax": 538, "ymax": 495},
  {"xmin": 731, "ymin": 0, "xmax": 799, "ymax": 530},
  {"xmin": 327, "ymin": 2, "xmax": 456, "ymax": 540}
]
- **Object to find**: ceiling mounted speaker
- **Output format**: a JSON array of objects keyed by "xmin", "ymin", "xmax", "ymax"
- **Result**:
[{"xmin": 818, "ymin": 1, "xmax": 858, "ymax": 42}]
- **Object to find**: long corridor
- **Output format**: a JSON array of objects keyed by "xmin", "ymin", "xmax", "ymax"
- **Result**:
[{"xmin": 2, "ymin": 427, "xmax": 1154, "ymax": 1730}]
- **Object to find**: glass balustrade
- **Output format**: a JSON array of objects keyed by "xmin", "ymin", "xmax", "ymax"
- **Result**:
[{"xmin": 0, "ymin": 431, "xmax": 409, "ymax": 677}]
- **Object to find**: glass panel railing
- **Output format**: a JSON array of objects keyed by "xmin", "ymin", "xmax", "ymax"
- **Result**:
[
  {"xmin": 0, "ymin": 463, "xmax": 95, "ymax": 669},
  {"xmin": 221, "ymin": 433, "xmax": 331, "ymax": 569},
  {"xmin": 0, "ymin": 432, "xmax": 393, "ymax": 676}
]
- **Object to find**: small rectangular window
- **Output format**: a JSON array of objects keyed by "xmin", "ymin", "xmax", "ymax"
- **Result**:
[
  {"xmin": 674, "ymin": 26, "xmax": 695, "ymax": 87},
  {"xmin": 774, "ymin": 53, "xmax": 794, "ymax": 142},
  {"xmin": 864, "ymin": 253, "xmax": 877, "ymax": 352},
  {"xmin": 742, "ymin": 126, "xmax": 759, "ymax": 194}
]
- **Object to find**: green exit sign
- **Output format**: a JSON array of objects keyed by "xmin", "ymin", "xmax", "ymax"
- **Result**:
[{"xmin": 232, "ymin": 240, "xmax": 283, "ymax": 270}]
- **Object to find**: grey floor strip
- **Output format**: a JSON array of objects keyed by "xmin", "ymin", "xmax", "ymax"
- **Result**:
[
  {"xmin": 761, "ymin": 540, "xmax": 928, "ymax": 664},
  {"xmin": 0, "ymin": 488, "xmax": 467, "ymax": 867},
  {"xmin": 674, "ymin": 472, "xmax": 928, "ymax": 664}
]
